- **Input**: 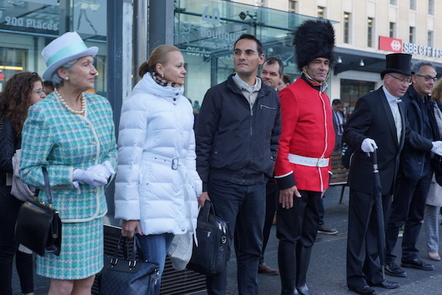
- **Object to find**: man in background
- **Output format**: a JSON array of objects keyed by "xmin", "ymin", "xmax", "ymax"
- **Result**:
[
  {"xmin": 257, "ymin": 56, "xmax": 284, "ymax": 276},
  {"xmin": 384, "ymin": 61, "xmax": 440, "ymax": 278},
  {"xmin": 332, "ymin": 98, "xmax": 345, "ymax": 152}
]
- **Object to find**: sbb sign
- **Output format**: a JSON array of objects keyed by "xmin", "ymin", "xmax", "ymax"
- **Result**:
[
  {"xmin": 403, "ymin": 42, "xmax": 442, "ymax": 59},
  {"xmin": 379, "ymin": 36, "xmax": 402, "ymax": 52},
  {"xmin": 379, "ymin": 36, "xmax": 442, "ymax": 58}
]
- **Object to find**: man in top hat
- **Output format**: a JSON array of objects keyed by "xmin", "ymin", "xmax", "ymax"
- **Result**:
[
  {"xmin": 273, "ymin": 19, "xmax": 335, "ymax": 295},
  {"xmin": 384, "ymin": 61, "xmax": 439, "ymax": 278},
  {"xmin": 343, "ymin": 53, "xmax": 442, "ymax": 295}
]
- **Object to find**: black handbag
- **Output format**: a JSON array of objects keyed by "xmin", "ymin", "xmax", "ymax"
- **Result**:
[
  {"xmin": 187, "ymin": 200, "xmax": 228, "ymax": 276},
  {"xmin": 100, "ymin": 236, "xmax": 159, "ymax": 295},
  {"xmin": 14, "ymin": 166, "xmax": 62, "ymax": 256},
  {"xmin": 431, "ymin": 154, "xmax": 442, "ymax": 186}
]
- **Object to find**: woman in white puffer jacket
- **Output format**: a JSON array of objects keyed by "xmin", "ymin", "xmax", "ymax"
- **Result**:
[{"xmin": 114, "ymin": 45, "xmax": 201, "ymax": 294}]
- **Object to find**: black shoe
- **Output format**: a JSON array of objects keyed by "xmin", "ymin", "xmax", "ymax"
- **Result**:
[
  {"xmin": 349, "ymin": 285, "xmax": 377, "ymax": 295},
  {"xmin": 369, "ymin": 280, "xmax": 400, "ymax": 289},
  {"xmin": 258, "ymin": 262, "xmax": 279, "ymax": 275},
  {"xmin": 384, "ymin": 263, "xmax": 407, "ymax": 277},
  {"xmin": 296, "ymin": 285, "xmax": 312, "ymax": 295},
  {"xmin": 401, "ymin": 257, "xmax": 435, "ymax": 271},
  {"xmin": 317, "ymin": 224, "xmax": 338, "ymax": 234}
]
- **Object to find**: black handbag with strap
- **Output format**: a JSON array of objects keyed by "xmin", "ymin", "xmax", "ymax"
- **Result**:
[
  {"xmin": 187, "ymin": 200, "xmax": 228, "ymax": 276},
  {"xmin": 14, "ymin": 166, "xmax": 62, "ymax": 256},
  {"xmin": 100, "ymin": 236, "xmax": 159, "ymax": 295}
]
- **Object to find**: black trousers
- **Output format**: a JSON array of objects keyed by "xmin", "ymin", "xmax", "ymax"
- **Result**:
[
  {"xmin": 346, "ymin": 188, "xmax": 392, "ymax": 289},
  {"xmin": 276, "ymin": 190, "xmax": 321, "ymax": 247},
  {"xmin": 207, "ymin": 179, "xmax": 265, "ymax": 295},
  {"xmin": 385, "ymin": 171, "xmax": 432, "ymax": 263},
  {"xmin": 0, "ymin": 187, "xmax": 34, "ymax": 295},
  {"xmin": 260, "ymin": 179, "xmax": 278, "ymax": 264}
]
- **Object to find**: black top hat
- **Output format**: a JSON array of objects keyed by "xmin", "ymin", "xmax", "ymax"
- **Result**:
[{"xmin": 381, "ymin": 53, "xmax": 412, "ymax": 78}]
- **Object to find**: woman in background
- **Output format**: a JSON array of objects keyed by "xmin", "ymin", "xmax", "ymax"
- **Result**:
[
  {"xmin": 115, "ymin": 45, "xmax": 201, "ymax": 294},
  {"xmin": 19, "ymin": 32, "xmax": 117, "ymax": 295},
  {"xmin": 0, "ymin": 72, "xmax": 46, "ymax": 295},
  {"xmin": 425, "ymin": 78, "xmax": 442, "ymax": 262}
]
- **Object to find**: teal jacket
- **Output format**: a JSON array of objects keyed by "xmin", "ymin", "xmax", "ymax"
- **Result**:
[{"xmin": 19, "ymin": 92, "xmax": 117, "ymax": 223}]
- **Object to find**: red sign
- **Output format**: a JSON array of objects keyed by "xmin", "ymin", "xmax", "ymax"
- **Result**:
[{"xmin": 379, "ymin": 36, "xmax": 403, "ymax": 52}]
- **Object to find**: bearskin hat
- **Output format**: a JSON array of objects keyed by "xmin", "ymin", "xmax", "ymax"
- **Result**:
[{"xmin": 293, "ymin": 19, "xmax": 335, "ymax": 71}]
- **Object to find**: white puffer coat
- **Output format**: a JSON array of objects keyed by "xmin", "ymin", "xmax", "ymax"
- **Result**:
[{"xmin": 114, "ymin": 73, "xmax": 201, "ymax": 235}]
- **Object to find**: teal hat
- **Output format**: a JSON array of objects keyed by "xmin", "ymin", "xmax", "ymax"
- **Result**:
[{"xmin": 41, "ymin": 31, "xmax": 98, "ymax": 80}]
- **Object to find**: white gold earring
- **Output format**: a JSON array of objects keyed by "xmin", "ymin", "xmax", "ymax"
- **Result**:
[{"xmin": 64, "ymin": 77, "xmax": 69, "ymax": 81}]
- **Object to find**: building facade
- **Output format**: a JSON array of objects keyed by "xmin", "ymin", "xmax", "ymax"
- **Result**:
[{"xmin": 233, "ymin": 0, "xmax": 442, "ymax": 110}]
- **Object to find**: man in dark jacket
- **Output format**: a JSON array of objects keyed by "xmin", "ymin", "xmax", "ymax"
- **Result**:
[
  {"xmin": 195, "ymin": 34, "xmax": 281, "ymax": 295},
  {"xmin": 384, "ymin": 61, "xmax": 439, "ymax": 278}
]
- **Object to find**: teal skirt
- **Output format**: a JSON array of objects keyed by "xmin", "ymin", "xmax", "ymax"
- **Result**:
[{"xmin": 36, "ymin": 218, "xmax": 103, "ymax": 280}]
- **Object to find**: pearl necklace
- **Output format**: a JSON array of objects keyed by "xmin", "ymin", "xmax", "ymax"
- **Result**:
[{"xmin": 54, "ymin": 88, "xmax": 86, "ymax": 115}]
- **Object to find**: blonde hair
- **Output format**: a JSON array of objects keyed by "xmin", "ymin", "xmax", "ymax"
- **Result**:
[
  {"xmin": 138, "ymin": 45, "xmax": 181, "ymax": 78},
  {"xmin": 431, "ymin": 79, "xmax": 442, "ymax": 100}
]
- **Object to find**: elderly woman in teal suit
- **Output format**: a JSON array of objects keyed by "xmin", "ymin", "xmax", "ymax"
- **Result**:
[{"xmin": 19, "ymin": 32, "xmax": 117, "ymax": 295}]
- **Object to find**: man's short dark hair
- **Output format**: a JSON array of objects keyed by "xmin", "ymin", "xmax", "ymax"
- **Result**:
[
  {"xmin": 43, "ymin": 80, "xmax": 54, "ymax": 89},
  {"xmin": 234, "ymin": 34, "xmax": 263, "ymax": 55},
  {"xmin": 281, "ymin": 74, "xmax": 291, "ymax": 85},
  {"xmin": 264, "ymin": 56, "xmax": 284, "ymax": 76},
  {"xmin": 332, "ymin": 99, "xmax": 342, "ymax": 106},
  {"xmin": 411, "ymin": 61, "xmax": 435, "ymax": 75}
]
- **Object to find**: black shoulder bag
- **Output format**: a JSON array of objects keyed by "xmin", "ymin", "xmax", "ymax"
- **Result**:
[
  {"xmin": 14, "ymin": 166, "xmax": 62, "ymax": 256},
  {"xmin": 187, "ymin": 200, "xmax": 228, "ymax": 276}
]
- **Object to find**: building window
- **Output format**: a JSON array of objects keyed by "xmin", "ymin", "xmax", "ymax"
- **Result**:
[
  {"xmin": 389, "ymin": 22, "xmax": 396, "ymax": 38},
  {"xmin": 367, "ymin": 18, "xmax": 373, "ymax": 48},
  {"xmin": 390, "ymin": 0, "xmax": 397, "ymax": 5},
  {"xmin": 317, "ymin": 6, "xmax": 325, "ymax": 18},
  {"xmin": 410, "ymin": 0, "xmax": 416, "ymax": 10},
  {"xmin": 428, "ymin": 0, "xmax": 434, "ymax": 15},
  {"xmin": 289, "ymin": 0, "xmax": 298, "ymax": 13},
  {"xmin": 344, "ymin": 12, "xmax": 351, "ymax": 44},
  {"xmin": 409, "ymin": 27, "xmax": 415, "ymax": 43},
  {"xmin": 428, "ymin": 31, "xmax": 434, "ymax": 47}
]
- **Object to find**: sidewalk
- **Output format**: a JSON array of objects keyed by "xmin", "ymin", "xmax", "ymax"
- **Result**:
[
  {"xmin": 224, "ymin": 185, "xmax": 442, "ymax": 295},
  {"xmin": 13, "ymin": 185, "xmax": 442, "ymax": 294}
]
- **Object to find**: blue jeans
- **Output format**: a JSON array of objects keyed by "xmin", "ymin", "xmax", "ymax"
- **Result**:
[
  {"xmin": 206, "ymin": 179, "xmax": 266, "ymax": 295},
  {"xmin": 137, "ymin": 233, "xmax": 174, "ymax": 295}
]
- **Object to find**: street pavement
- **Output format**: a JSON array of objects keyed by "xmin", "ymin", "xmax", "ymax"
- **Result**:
[{"xmin": 13, "ymin": 185, "xmax": 442, "ymax": 294}]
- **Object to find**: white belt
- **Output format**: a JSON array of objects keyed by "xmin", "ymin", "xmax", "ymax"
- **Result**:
[{"xmin": 288, "ymin": 154, "xmax": 329, "ymax": 167}]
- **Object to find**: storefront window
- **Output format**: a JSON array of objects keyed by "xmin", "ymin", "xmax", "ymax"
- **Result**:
[
  {"xmin": 340, "ymin": 79, "xmax": 375, "ymax": 114},
  {"xmin": 174, "ymin": 0, "xmax": 314, "ymax": 101},
  {"xmin": 0, "ymin": 0, "xmax": 107, "ymax": 95}
]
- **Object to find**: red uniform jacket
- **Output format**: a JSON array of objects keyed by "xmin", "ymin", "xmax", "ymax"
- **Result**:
[{"xmin": 274, "ymin": 77, "xmax": 335, "ymax": 192}]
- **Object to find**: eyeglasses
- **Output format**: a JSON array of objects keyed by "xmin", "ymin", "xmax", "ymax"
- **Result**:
[
  {"xmin": 234, "ymin": 49, "xmax": 257, "ymax": 56},
  {"xmin": 415, "ymin": 74, "xmax": 438, "ymax": 82},
  {"xmin": 33, "ymin": 89, "xmax": 46, "ymax": 95},
  {"xmin": 389, "ymin": 74, "xmax": 412, "ymax": 85}
]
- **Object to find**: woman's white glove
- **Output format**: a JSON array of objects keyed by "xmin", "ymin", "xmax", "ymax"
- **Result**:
[
  {"xmin": 73, "ymin": 168, "xmax": 108, "ymax": 188},
  {"xmin": 361, "ymin": 138, "xmax": 378, "ymax": 153},
  {"xmin": 86, "ymin": 161, "xmax": 116, "ymax": 181}
]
